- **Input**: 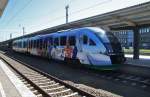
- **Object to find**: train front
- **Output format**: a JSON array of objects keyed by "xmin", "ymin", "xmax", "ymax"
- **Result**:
[{"xmin": 93, "ymin": 28, "xmax": 126, "ymax": 65}]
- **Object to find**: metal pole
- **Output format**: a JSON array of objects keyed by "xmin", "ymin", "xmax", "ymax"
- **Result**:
[
  {"xmin": 23, "ymin": 27, "xmax": 25, "ymax": 35},
  {"xmin": 10, "ymin": 33, "xmax": 12, "ymax": 39},
  {"xmin": 65, "ymin": 5, "xmax": 69, "ymax": 23}
]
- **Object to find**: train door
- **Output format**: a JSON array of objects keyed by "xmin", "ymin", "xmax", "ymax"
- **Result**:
[
  {"xmin": 32, "ymin": 39, "xmax": 37, "ymax": 55},
  {"xmin": 27, "ymin": 39, "xmax": 29, "ymax": 53},
  {"xmin": 41, "ymin": 38, "xmax": 45, "ymax": 57},
  {"xmin": 78, "ymin": 33, "xmax": 93, "ymax": 65},
  {"xmin": 45, "ymin": 38, "xmax": 48, "ymax": 57},
  {"xmin": 60, "ymin": 36, "xmax": 67, "ymax": 60},
  {"xmin": 35, "ymin": 38, "xmax": 41, "ymax": 56},
  {"xmin": 51, "ymin": 37, "xmax": 60, "ymax": 60},
  {"xmin": 43, "ymin": 38, "xmax": 48, "ymax": 57},
  {"xmin": 80, "ymin": 32, "xmax": 111, "ymax": 65},
  {"xmin": 47, "ymin": 37, "xmax": 53, "ymax": 59}
]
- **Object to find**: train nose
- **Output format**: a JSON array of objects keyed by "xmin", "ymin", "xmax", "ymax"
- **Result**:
[{"xmin": 110, "ymin": 54, "xmax": 125, "ymax": 64}]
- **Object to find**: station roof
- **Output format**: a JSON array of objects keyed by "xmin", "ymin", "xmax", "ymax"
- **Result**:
[
  {"xmin": 0, "ymin": 0, "xmax": 8, "ymax": 17},
  {"xmin": 2, "ymin": 1, "xmax": 150, "ymax": 43}
]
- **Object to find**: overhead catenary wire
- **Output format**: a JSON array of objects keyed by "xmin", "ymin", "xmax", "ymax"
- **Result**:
[
  {"xmin": 28, "ymin": 0, "xmax": 112, "ymax": 30},
  {"xmin": 1, "ymin": 0, "xmax": 17, "ymax": 24},
  {"xmin": 15, "ymin": 0, "xmax": 77, "ymax": 21},
  {"xmin": 1, "ymin": 0, "xmax": 112, "ymax": 41},
  {"xmin": 71, "ymin": 0, "xmax": 112, "ymax": 15},
  {"xmin": 4, "ymin": 0, "xmax": 33, "ymax": 27}
]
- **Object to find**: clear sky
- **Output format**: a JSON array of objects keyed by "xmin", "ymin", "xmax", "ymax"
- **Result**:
[{"xmin": 0, "ymin": 0, "xmax": 150, "ymax": 41}]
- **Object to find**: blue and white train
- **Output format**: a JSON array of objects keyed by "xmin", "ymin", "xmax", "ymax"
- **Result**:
[{"xmin": 12, "ymin": 27, "xmax": 126, "ymax": 70}]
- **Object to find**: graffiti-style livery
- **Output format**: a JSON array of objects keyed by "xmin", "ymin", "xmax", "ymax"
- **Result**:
[{"xmin": 12, "ymin": 27, "xmax": 126, "ymax": 70}]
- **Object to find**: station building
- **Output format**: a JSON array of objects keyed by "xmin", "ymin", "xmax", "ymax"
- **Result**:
[{"xmin": 112, "ymin": 27, "xmax": 150, "ymax": 49}]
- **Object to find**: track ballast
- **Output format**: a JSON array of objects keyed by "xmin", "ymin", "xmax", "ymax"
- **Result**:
[{"xmin": 0, "ymin": 53, "xmax": 95, "ymax": 97}]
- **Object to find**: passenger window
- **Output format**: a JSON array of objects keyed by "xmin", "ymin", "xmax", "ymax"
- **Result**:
[
  {"xmin": 32, "ymin": 40, "xmax": 34, "ymax": 48},
  {"xmin": 24, "ymin": 41, "xmax": 26, "ymax": 48},
  {"xmin": 69, "ymin": 36, "xmax": 76, "ymax": 45},
  {"xmin": 31, "ymin": 40, "xmax": 33, "ymax": 48},
  {"xmin": 39, "ymin": 39, "xmax": 42, "ymax": 49},
  {"xmin": 49, "ymin": 37, "xmax": 53, "ymax": 46},
  {"xmin": 83, "ymin": 35, "xmax": 88, "ymax": 44},
  {"xmin": 33, "ymin": 40, "xmax": 36, "ymax": 48},
  {"xmin": 42, "ymin": 39, "xmax": 45, "ymax": 49},
  {"xmin": 37, "ymin": 40, "xmax": 39, "ymax": 48},
  {"xmin": 54, "ymin": 38, "xmax": 59, "ymax": 46},
  {"xmin": 44, "ymin": 39, "xmax": 47, "ymax": 49},
  {"xmin": 43, "ymin": 39, "xmax": 46, "ymax": 49},
  {"xmin": 60, "ymin": 36, "xmax": 66, "ymax": 46},
  {"xmin": 89, "ymin": 38, "xmax": 96, "ymax": 46}
]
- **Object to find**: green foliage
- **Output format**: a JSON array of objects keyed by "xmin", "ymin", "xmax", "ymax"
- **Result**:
[{"xmin": 124, "ymin": 49, "xmax": 150, "ymax": 55}]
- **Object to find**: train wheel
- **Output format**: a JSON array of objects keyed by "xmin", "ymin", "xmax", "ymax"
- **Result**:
[{"xmin": 64, "ymin": 57, "xmax": 82, "ymax": 68}]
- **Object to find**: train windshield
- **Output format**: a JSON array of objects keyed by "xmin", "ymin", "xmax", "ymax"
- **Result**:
[
  {"xmin": 95, "ymin": 31, "xmax": 122, "ymax": 53},
  {"xmin": 95, "ymin": 31, "xmax": 119, "ymax": 43}
]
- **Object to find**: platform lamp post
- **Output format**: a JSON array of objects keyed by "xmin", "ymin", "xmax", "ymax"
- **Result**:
[
  {"xmin": 19, "ymin": 24, "xmax": 25, "ymax": 36},
  {"xmin": 22, "ymin": 27, "xmax": 25, "ymax": 36},
  {"xmin": 10, "ymin": 33, "xmax": 12, "ymax": 39},
  {"xmin": 65, "ymin": 4, "xmax": 69, "ymax": 23},
  {"xmin": 9, "ymin": 32, "xmax": 18, "ymax": 39}
]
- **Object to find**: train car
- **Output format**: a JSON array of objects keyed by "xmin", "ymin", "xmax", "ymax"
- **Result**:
[
  {"xmin": 12, "ymin": 27, "xmax": 126, "ymax": 70},
  {"xmin": 12, "ymin": 38, "xmax": 28, "ymax": 53}
]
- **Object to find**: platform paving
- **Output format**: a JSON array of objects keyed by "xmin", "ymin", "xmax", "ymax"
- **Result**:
[
  {"xmin": 0, "ymin": 59, "xmax": 36, "ymax": 97},
  {"xmin": 125, "ymin": 54, "xmax": 150, "ymax": 68}
]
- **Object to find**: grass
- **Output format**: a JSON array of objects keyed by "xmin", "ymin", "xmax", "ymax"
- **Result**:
[{"xmin": 124, "ymin": 49, "xmax": 150, "ymax": 55}]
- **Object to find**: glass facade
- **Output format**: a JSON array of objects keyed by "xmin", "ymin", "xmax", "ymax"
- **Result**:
[{"xmin": 112, "ymin": 27, "xmax": 150, "ymax": 49}]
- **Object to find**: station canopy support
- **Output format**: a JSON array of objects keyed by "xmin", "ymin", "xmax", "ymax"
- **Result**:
[{"xmin": 133, "ymin": 26, "xmax": 140, "ymax": 59}]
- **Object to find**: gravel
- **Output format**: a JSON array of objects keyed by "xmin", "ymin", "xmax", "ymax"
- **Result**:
[{"xmin": 64, "ymin": 81, "xmax": 123, "ymax": 97}]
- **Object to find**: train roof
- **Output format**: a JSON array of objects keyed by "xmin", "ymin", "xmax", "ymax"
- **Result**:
[
  {"xmin": 21, "ymin": 27, "xmax": 106, "ymax": 40},
  {"xmin": 35, "ymin": 27, "xmax": 106, "ymax": 37}
]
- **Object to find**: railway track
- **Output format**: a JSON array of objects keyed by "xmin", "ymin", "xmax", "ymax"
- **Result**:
[
  {"xmin": 1, "ymin": 51, "xmax": 150, "ymax": 97},
  {"xmin": 92, "ymin": 70, "xmax": 150, "ymax": 91},
  {"xmin": 0, "ymin": 53, "xmax": 96, "ymax": 97}
]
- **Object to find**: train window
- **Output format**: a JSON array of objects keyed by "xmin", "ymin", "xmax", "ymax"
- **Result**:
[
  {"xmin": 89, "ymin": 38, "xmax": 96, "ymax": 46},
  {"xmin": 23, "ymin": 41, "xmax": 25, "ymax": 48},
  {"xmin": 49, "ymin": 37, "xmax": 53, "ymax": 46},
  {"xmin": 28, "ymin": 41, "xmax": 30, "ymax": 48},
  {"xmin": 60, "ymin": 36, "xmax": 66, "ymax": 46},
  {"xmin": 25, "ymin": 41, "xmax": 27, "ymax": 48},
  {"xmin": 43, "ymin": 39, "xmax": 47, "ymax": 49},
  {"xmin": 32, "ymin": 40, "xmax": 34, "ymax": 48},
  {"xmin": 39, "ymin": 39, "xmax": 42, "ymax": 49},
  {"xmin": 18, "ymin": 42, "xmax": 20, "ymax": 48},
  {"xmin": 30, "ymin": 40, "xmax": 32, "ymax": 48},
  {"xmin": 37, "ymin": 39, "xmax": 39, "ymax": 48},
  {"xmin": 45, "ymin": 39, "xmax": 48, "ymax": 49},
  {"xmin": 69, "ymin": 36, "xmax": 76, "ymax": 45},
  {"xmin": 54, "ymin": 38, "xmax": 59, "ymax": 46},
  {"xmin": 34, "ymin": 40, "xmax": 36, "ymax": 48},
  {"xmin": 31, "ymin": 40, "xmax": 34, "ymax": 48},
  {"xmin": 35, "ymin": 40, "xmax": 37, "ymax": 48},
  {"xmin": 83, "ymin": 35, "xmax": 88, "ymax": 44},
  {"xmin": 24, "ymin": 41, "xmax": 26, "ymax": 48},
  {"xmin": 42, "ymin": 39, "xmax": 44, "ymax": 49}
]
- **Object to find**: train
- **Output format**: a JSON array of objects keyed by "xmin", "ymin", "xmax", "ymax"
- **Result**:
[{"xmin": 12, "ymin": 27, "xmax": 126, "ymax": 70}]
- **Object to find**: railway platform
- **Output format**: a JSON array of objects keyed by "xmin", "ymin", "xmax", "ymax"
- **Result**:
[
  {"xmin": 0, "ymin": 59, "xmax": 36, "ymax": 97},
  {"xmin": 125, "ymin": 54, "xmax": 150, "ymax": 68}
]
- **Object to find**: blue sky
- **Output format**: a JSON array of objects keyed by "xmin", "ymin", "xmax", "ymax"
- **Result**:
[{"xmin": 0, "ymin": 0, "xmax": 150, "ymax": 41}]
